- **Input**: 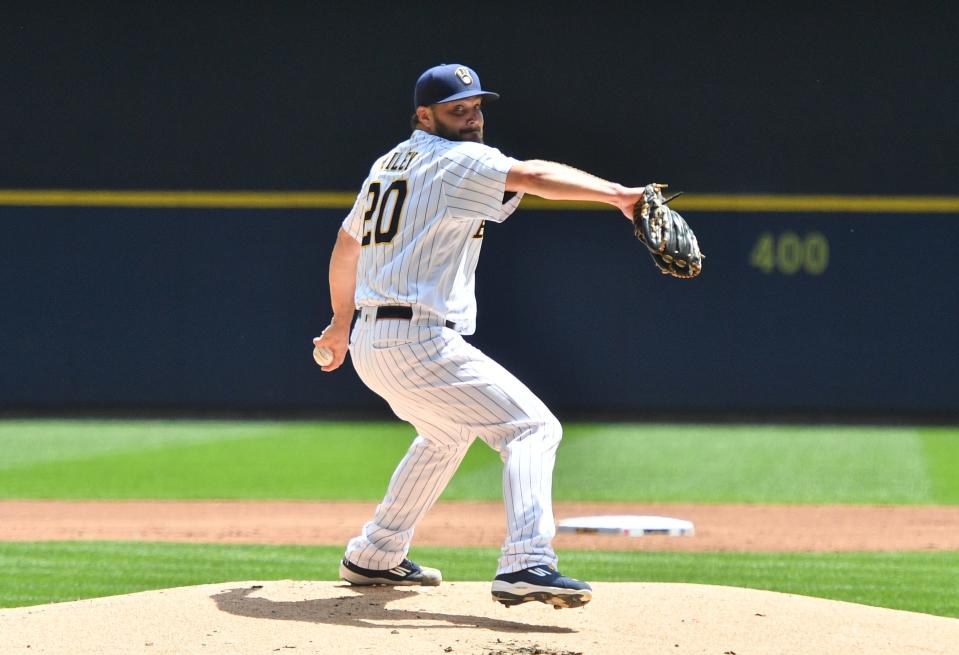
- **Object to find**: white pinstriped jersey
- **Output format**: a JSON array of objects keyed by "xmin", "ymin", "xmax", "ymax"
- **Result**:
[{"xmin": 341, "ymin": 129, "xmax": 523, "ymax": 334}]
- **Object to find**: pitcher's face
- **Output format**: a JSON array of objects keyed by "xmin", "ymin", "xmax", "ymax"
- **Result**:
[{"xmin": 422, "ymin": 97, "xmax": 484, "ymax": 143}]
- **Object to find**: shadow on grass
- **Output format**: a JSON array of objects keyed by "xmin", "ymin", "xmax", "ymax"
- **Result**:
[{"xmin": 212, "ymin": 585, "xmax": 576, "ymax": 633}]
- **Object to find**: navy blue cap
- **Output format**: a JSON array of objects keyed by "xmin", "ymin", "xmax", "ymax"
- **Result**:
[{"xmin": 413, "ymin": 64, "xmax": 500, "ymax": 108}]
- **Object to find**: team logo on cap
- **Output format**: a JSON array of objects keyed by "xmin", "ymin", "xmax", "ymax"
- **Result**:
[{"xmin": 454, "ymin": 66, "xmax": 473, "ymax": 85}]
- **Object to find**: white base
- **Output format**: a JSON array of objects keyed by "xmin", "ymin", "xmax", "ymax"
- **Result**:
[{"xmin": 557, "ymin": 514, "xmax": 695, "ymax": 537}]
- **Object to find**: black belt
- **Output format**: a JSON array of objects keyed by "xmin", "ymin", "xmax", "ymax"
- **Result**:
[{"xmin": 359, "ymin": 305, "xmax": 455, "ymax": 330}]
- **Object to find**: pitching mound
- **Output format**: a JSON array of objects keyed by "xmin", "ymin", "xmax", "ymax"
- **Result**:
[{"xmin": 2, "ymin": 581, "xmax": 956, "ymax": 655}]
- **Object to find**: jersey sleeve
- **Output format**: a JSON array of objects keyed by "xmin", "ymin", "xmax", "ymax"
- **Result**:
[
  {"xmin": 496, "ymin": 189, "xmax": 524, "ymax": 222},
  {"xmin": 442, "ymin": 143, "xmax": 521, "ymax": 223},
  {"xmin": 340, "ymin": 177, "xmax": 371, "ymax": 242}
]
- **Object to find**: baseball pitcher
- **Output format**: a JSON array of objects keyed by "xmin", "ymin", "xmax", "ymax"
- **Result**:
[{"xmin": 313, "ymin": 63, "xmax": 702, "ymax": 609}]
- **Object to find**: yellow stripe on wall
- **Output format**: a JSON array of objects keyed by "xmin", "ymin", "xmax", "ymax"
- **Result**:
[
  {"xmin": 0, "ymin": 190, "xmax": 357, "ymax": 209},
  {"xmin": 520, "ymin": 194, "xmax": 959, "ymax": 213},
  {"xmin": 669, "ymin": 194, "xmax": 959, "ymax": 213},
  {"xmin": 1, "ymin": 189, "xmax": 958, "ymax": 213}
]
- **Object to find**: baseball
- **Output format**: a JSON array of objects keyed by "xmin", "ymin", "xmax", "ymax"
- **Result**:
[{"xmin": 313, "ymin": 346, "xmax": 333, "ymax": 367}]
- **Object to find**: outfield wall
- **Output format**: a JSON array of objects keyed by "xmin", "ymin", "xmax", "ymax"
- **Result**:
[
  {"xmin": 3, "ymin": 203, "xmax": 956, "ymax": 418},
  {"xmin": 3, "ymin": 4, "xmax": 957, "ymax": 418}
]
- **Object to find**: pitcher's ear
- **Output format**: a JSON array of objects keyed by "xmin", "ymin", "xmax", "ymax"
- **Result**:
[{"xmin": 415, "ymin": 106, "xmax": 433, "ymax": 129}]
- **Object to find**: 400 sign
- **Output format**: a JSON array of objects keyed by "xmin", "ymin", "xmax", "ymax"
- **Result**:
[{"xmin": 749, "ymin": 231, "xmax": 829, "ymax": 276}]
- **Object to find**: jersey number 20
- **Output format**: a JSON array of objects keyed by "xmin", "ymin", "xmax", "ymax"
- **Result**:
[{"xmin": 361, "ymin": 180, "xmax": 408, "ymax": 246}]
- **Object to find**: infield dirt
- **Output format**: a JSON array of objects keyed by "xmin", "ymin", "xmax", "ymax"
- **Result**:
[{"xmin": 3, "ymin": 500, "xmax": 959, "ymax": 551}]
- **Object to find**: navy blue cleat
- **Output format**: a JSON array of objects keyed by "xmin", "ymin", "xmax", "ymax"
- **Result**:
[
  {"xmin": 491, "ymin": 565, "xmax": 592, "ymax": 609},
  {"xmin": 339, "ymin": 558, "xmax": 442, "ymax": 586}
]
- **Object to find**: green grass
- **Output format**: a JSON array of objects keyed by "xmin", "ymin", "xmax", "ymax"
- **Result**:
[
  {"xmin": 1, "ymin": 420, "xmax": 957, "ymax": 503},
  {"xmin": 450, "ymin": 424, "xmax": 943, "ymax": 503},
  {"xmin": 921, "ymin": 427, "xmax": 959, "ymax": 501},
  {"xmin": 2, "ymin": 542, "xmax": 957, "ymax": 618},
  {"xmin": 0, "ymin": 420, "xmax": 414, "ymax": 499}
]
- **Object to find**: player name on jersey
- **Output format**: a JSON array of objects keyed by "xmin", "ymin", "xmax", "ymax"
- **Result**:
[{"xmin": 381, "ymin": 150, "xmax": 419, "ymax": 172}]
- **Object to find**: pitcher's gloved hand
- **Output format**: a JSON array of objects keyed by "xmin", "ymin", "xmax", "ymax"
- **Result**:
[{"xmin": 633, "ymin": 184, "xmax": 704, "ymax": 279}]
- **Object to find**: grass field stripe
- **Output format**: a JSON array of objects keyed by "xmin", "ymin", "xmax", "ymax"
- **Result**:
[
  {"xmin": 0, "ymin": 421, "xmax": 947, "ymax": 504},
  {"xmin": 1, "ymin": 189, "xmax": 958, "ymax": 213},
  {"xmin": 1, "ymin": 543, "xmax": 957, "ymax": 617}
]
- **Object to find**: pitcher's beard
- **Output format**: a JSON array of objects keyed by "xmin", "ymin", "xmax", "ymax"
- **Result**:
[{"xmin": 434, "ymin": 120, "xmax": 483, "ymax": 143}]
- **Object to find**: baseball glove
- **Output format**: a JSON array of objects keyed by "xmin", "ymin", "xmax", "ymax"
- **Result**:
[{"xmin": 632, "ymin": 184, "xmax": 704, "ymax": 279}]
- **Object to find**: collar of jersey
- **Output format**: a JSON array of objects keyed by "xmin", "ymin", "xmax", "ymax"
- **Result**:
[{"xmin": 411, "ymin": 129, "xmax": 437, "ymax": 143}]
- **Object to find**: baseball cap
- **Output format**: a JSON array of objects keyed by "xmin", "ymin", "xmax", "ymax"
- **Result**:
[{"xmin": 413, "ymin": 63, "xmax": 500, "ymax": 108}]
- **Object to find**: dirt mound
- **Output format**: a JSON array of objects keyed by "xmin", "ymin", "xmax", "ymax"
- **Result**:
[{"xmin": 2, "ymin": 581, "xmax": 956, "ymax": 654}]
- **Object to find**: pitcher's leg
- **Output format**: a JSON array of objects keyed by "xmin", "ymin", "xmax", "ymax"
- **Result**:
[
  {"xmin": 406, "ymin": 336, "xmax": 564, "ymax": 575},
  {"xmin": 344, "ymin": 431, "xmax": 472, "ymax": 570},
  {"xmin": 495, "ymin": 414, "xmax": 562, "ymax": 574},
  {"xmin": 435, "ymin": 338, "xmax": 565, "ymax": 574}
]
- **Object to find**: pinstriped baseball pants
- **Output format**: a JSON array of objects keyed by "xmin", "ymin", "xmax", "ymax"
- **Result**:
[{"xmin": 344, "ymin": 306, "xmax": 561, "ymax": 575}]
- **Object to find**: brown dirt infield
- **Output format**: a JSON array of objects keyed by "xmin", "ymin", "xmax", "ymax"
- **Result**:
[{"xmin": 3, "ymin": 500, "xmax": 959, "ymax": 551}]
